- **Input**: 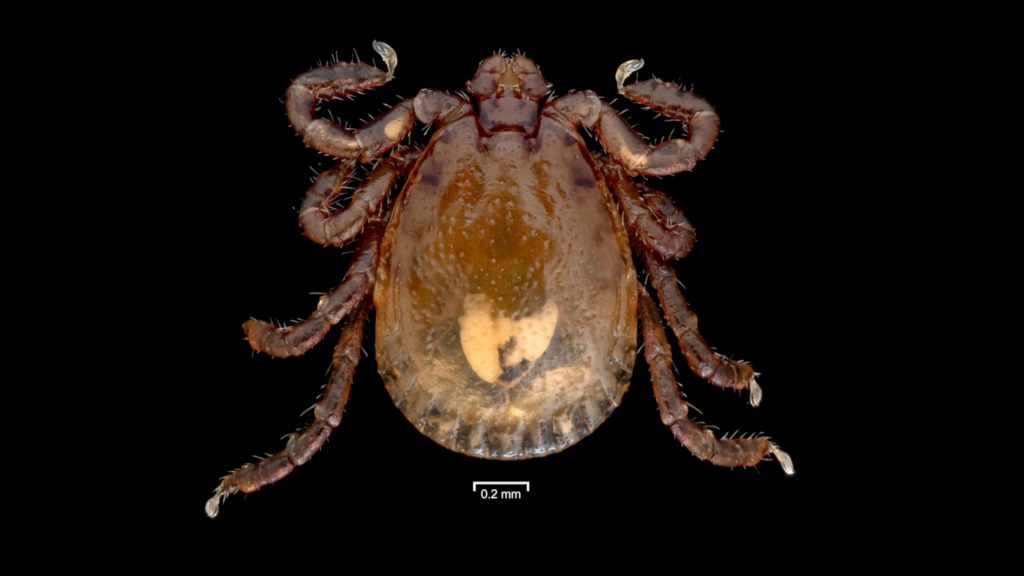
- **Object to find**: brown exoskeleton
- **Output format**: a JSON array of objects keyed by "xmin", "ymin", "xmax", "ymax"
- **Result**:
[{"xmin": 206, "ymin": 41, "xmax": 793, "ymax": 518}]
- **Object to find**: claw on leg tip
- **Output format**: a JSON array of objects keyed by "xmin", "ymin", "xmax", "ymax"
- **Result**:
[
  {"xmin": 615, "ymin": 58, "xmax": 645, "ymax": 94},
  {"xmin": 205, "ymin": 488, "xmax": 226, "ymax": 519},
  {"xmin": 749, "ymin": 378, "xmax": 762, "ymax": 407},
  {"xmin": 371, "ymin": 40, "xmax": 397, "ymax": 79},
  {"xmin": 769, "ymin": 443, "xmax": 795, "ymax": 476}
]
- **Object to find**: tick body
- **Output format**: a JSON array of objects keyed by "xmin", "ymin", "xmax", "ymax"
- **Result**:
[
  {"xmin": 376, "ymin": 104, "xmax": 636, "ymax": 458},
  {"xmin": 206, "ymin": 43, "xmax": 793, "ymax": 518}
]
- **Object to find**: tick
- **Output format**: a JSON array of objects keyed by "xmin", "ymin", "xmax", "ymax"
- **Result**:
[{"xmin": 206, "ymin": 42, "xmax": 793, "ymax": 518}]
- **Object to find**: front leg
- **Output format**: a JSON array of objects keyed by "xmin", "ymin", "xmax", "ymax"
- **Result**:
[
  {"xmin": 600, "ymin": 59, "xmax": 721, "ymax": 176},
  {"xmin": 549, "ymin": 60, "xmax": 718, "ymax": 176},
  {"xmin": 286, "ymin": 41, "xmax": 414, "ymax": 161},
  {"xmin": 640, "ymin": 284, "xmax": 793, "ymax": 473}
]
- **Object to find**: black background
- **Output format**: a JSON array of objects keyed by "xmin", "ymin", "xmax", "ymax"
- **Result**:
[{"xmin": 154, "ymin": 19, "xmax": 855, "ymax": 535}]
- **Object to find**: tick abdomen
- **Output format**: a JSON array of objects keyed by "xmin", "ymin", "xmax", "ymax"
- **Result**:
[{"xmin": 374, "ymin": 116, "xmax": 637, "ymax": 459}]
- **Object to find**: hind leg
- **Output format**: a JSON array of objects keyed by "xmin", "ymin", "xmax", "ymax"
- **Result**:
[
  {"xmin": 206, "ymin": 301, "xmax": 370, "ymax": 518},
  {"xmin": 639, "ymin": 284, "xmax": 793, "ymax": 473}
]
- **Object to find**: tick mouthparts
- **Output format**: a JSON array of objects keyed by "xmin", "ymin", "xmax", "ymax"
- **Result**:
[{"xmin": 497, "ymin": 67, "xmax": 522, "ymax": 97}]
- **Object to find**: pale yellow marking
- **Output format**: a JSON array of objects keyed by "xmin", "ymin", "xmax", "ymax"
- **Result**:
[
  {"xmin": 458, "ymin": 293, "xmax": 558, "ymax": 384},
  {"xmin": 617, "ymin": 146, "xmax": 646, "ymax": 172},
  {"xmin": 384, "ymin": 117, "xmax": 407, "ymax": 140}
]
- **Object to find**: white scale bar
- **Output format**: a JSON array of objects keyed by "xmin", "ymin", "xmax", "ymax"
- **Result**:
[{"xmin": 473, "ymin": 481, "xmax": 530, "ymax": 492}]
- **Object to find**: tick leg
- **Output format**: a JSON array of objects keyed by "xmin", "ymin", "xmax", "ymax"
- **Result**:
[
  {"xmin": 243, "ymin": 214, "xmax": 387, "ymax": 358},
  {"xmin": 600, "ymin": 159, "xmax": 696, "ymax": 260},
  {"xmin": 286, "ymin": 41, "xmax": 415, "ymax": 162},
  {"xmin": 639, "ymin": 284, "xmax": 792, "ymax": 473},
  {"xmin": 641, "ymin": 250, "xmax": 763, "ymax": 406},
  {"xmin": 299, "ymin": 147, "xmax": 419, "ymax": 247},
  {"xmin": 598, "ymin": 59, "xmax": 720, "ymax": 176},
  {"xmin": 206, "ymin": 301, "xmax": 369, "ymax": 518},
  {"xmin": 412, "ymin": 88, "xmax": 472, "ymax": 126},
  {"xmin": 608, "ymin": 156, "xmax": 752, "ymax": 400}
]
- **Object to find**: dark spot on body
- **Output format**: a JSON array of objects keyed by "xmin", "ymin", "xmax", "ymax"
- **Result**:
[
  {"xmin": 499, "ymin": 359, "xmax": 531, "ymax": 383},
  {"xmin": 574, "ymin": 175, "xmax": 595, "ymax": 188},
  {"xmin": 562, "ymin": 131, "xmax": 577, "ymax": 146},
  {"xmin": 498, "ymin": 337, "xmax": 532, "ymax": 383},
  {"xmin": 498, "ymin": 337, "xmax": 516, "ymax": 363},
  {"xmin": 440, "ymin": 129, "xmax": 454, "ymax": 143},
  {"xmin": 572, "ymin": 167, "xmax": 596, "ymax": 188},
  {"xmin": 420, "ymin": 172, "xmax": 439, "ymax": 186}
]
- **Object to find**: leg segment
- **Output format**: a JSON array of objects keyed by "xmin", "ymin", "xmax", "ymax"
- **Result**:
[
  {"xmin": 639, "ymin": 284, "xmax": 793, "ymax": 473},
  {"xmin": 600, "ymin": 59, "xmax": 720, "ymax": 176},
  {"xmin": 600, "ymin": 159, "xmax": 696, "ymax": 260},
  {"xmin": 206, "ymin": 301, "xmax": 370, "ymax": 518},
  {"xmin": 641, "ymin": 250, "xmax": 763, "ymax": 406},
  {"xmin": 286, "ymin": 41, "xmax": 415, "ymax": 161},
  {"xmin": 605, "ymin": 153, "xmax": 757, "ymax": 403},
  {"xmin": 299, "ymin": 146, "xmax": 419, "ymax": 247},
  {"xmin": 243, "ymin": 213, "xmax": 388, "ymax": 358}
]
